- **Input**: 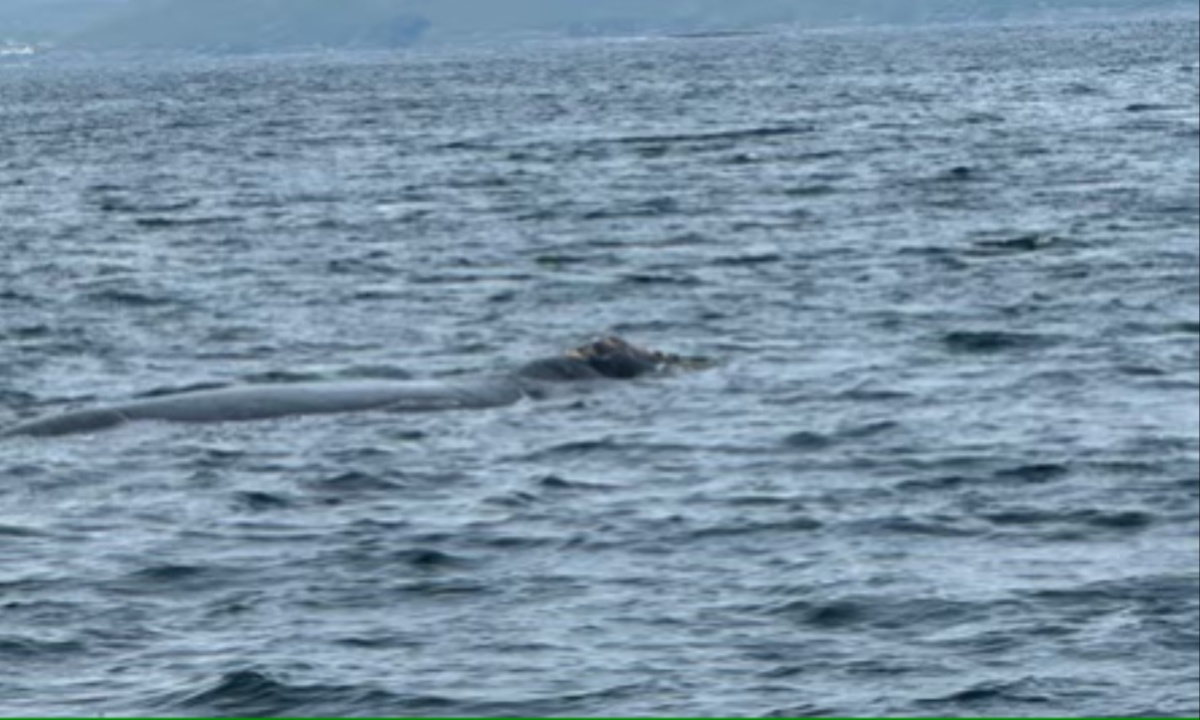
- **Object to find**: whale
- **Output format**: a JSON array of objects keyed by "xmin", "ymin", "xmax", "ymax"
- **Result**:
[{"xmin": 1, "ymin": 336, "xmax": 706, "ymax": 439}]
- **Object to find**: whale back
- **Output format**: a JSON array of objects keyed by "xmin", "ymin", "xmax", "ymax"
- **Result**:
[{"xmin": 1, "ymin": 335, "xmax": 706, "ymax": 438}]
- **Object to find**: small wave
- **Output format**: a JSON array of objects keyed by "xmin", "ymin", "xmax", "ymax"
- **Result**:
[
  {"xmin": 0, "ymin": 463, "xmax": 46, "ymax": 481},
  {"xmin": 389, "ymin": 548, "xmax": 476, "ymax": 570},
  {"xmin": 1125, "ymin": 102, "xmax": 1178, "ymax": 112},
  {"xmin": 81, "ymin": 289, "xmax": 176, "ymax": 307},
  {"xmin": 0, "ymin": 44, "xmax": 36, "ymax": 57},
  {"xmin": 667, "ymin": 29, "xmax": 767, "ymax": 39},
  {"xmin": 991, "ymin": 463, "xmax": 1071, "ymax": 484},
  {"xmin": 170, "ymin": 669, "xmax": 442, "ymax": 718},
  {"xmin": 521, "ymin": 437, "xmax": 621, "ymax": 460},
  {"xmin": 838, "ymin": 420, "xmax": 901, "ymax": 439},
  {"xmin": 968, "ymin": 233, "xmax": 1071, "ymax": 255},
  {"xmin": 84, "ymin": 182, "xmax": 126, "ymax": 193},
  {"xmin": 980, "ymin": 507, "xmax": 1155, "ymax": 532},
  {"xmin": 926, "ymin": 628, "xmax": 1028, "ymax": 655},
  {"xmin": 764, "ymin": 703, "xmax": 841, "ymax": 717},
  {"xmin": 720, "ymin": 151, "xmax": 766, "ymax": 165},
  {"xmin": 333, "ymin": 634, "xmax": 423, "ymax": 650},
  {"xmin": 334, "ymin": 541, "xmax": 480, "ymax": 573},
  {"xmin": 783, "ymin": 183, "xmax": 839, "ymax": 197},
  {"xmin": 536, "ymin": 474, "xmax": 617, "ymax": 491},
  {"xmin": 351, "ymin": 288, "xmax": 409, "ymax": 300},
  {"xmin": 605, "ymin": 124, "xmax": 814, "ymax": 150},
  {"xmin": 710, "ymin": 251, "xmax": 784, "ymax": 266},
  {"xmin": 108, "ymin": 564, "xmax": 246, "ymax": 596},
  {"xmin": 0, "ymin": 636, "xmax": 86, "ymax": 662},
  {"xmin": 0, "ymin": 289, "xmax": 39, "ymax": 304},
  {"xmin": 619, "ymin": 272, "xmax": 702, "ymax": 286},
  {"xmin": 764, "ymin": 596, "xmax": 980, "ymax": 632},
  {"xmin": 133, "ymin": 215, "xmax": 241, "ymax": 228},
  {"xmin": 407, "ymin": 272, "xmax": 525, "ymax": 285},
  {"xmin": 533, "ymin": 252, "xmax": 598, "ymax": 268},
  {"xmin": 778, "ymin": 599, "xmax": 867, "ymax": 629},
  {"xmin": 961, "ymin": 111, "xmax": 1005, "ymax": 125},
  {"xmin": 325, "ymin": 251, "xmax": 400, "ymax": 276},
  {"xmin": 391, "ymin": 579, "xmax": 494, "ymax": 597},
  {"xmin": 861, "ymin": 514, "xmax": 984, "ymax": 537},
  {"xmin": 94, "ymin": 197, "xmax": 199, "ymax": 214},
  {"xmin": 835, "ymin": 382, "xmax": 913, "ymax": 402},
  {"xmin": 941, "ymin": 330, "xmax": 1059, "ymax": 353},
  {"xmin": 482, "ymin": 490, "xmax": 542, "ymax": 509},
  {"xmin": 128, "ymin": 564, "xmax": 220, "ymax": 583},
  {"xmin": 782, "ymin": 421, "xmax": 900, "ymax": 451},
  {"xmin": 896, "ymin": 474, "xmax": 969, "ymax": 492},
  {"xmin": 474, "ymin": 533, "xmax": 561, "ymax": 550},
  {"xmin": 231, "ymin": 490, "xmax": 295, "ymax": 512},
  {"xmin": 917, "ymin": 678, "xmax": 1056, "ymax": 709},
  {"xmin": 239, "ymin": 370, "xmax": 327, "ymax": 384},
  {"xmin": 936, "ymin": 165, "xmax": 979, "ymax": 181},
  {"xmin": 0, "ymin": 523, "xmax": 47, "ymax": 538},
  {"xmin": 1072, "ymin": 509, "xmax": 1156, "ymax": 530},
  {"xmin": 305, "ymin": 471, "xmax": 405, "ymax": 494},
  {"xmin": 688, "ymin": 516, "xmax": 823, "ymax": 539},
  {"xmin": 465, "ymin": 683, "xmax": 653, "ymax": 718},
  {"xmin": 1063, "ymin": 82, "xmax": 1102, "ymax": 95},
  {"xmin": 782, "ymin": 430, "xmax": 835, "ymax": 451},
  {"xmin": 582, "ymin": 196, "xmax": 682, "ymax": 220},
  {"xmin": 1024, "ymin": 573, "xmax": 1199, "ymax": 611},
  {"xmin": 5, "ymin": 324, "xmax": 52, "ymax": 340}
]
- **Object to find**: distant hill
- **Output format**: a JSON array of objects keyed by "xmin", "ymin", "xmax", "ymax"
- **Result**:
[{"xmin": 69, "ymin": 0, "xmax": 429, "ymax": 52}]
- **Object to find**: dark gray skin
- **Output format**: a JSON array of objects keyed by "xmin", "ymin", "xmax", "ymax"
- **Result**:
[{"xmin": 1, "ymin": 336, "xmax": 704, "ymax": 439}]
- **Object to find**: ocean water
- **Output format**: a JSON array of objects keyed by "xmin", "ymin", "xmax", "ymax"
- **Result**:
[{"xmin": 1, "ymin": 14, "xmax": 1198, "ymax": 717}]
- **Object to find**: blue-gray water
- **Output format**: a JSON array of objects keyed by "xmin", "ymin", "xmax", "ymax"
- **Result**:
[{"xmin": 2, "ymin": 14, "xmax": 1198, "ymax": 718}]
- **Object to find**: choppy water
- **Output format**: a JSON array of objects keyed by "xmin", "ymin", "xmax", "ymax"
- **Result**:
[{"xmin": 2, "ymin": 13, "xmax": 1198, "ymax": 718}]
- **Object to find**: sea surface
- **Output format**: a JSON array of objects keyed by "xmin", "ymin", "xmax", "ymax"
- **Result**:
[{"xmin": 1, "ymin": 13, "xmax": 1198, "ymax": 718}]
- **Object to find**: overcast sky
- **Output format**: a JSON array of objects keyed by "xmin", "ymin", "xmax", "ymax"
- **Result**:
[{"xmin": 2, "ymin": 0, "xmax": 1195, "ymax": 49}]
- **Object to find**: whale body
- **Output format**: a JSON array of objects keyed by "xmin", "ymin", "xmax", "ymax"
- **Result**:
[{"xmin": 2, "ymin": 336, "xmax": 701, "ymax": 439}]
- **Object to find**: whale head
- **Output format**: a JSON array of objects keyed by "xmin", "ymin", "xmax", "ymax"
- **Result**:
[{"xmin": 563, "ymin": 335, "xmax": 710, "ymax": 379}]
